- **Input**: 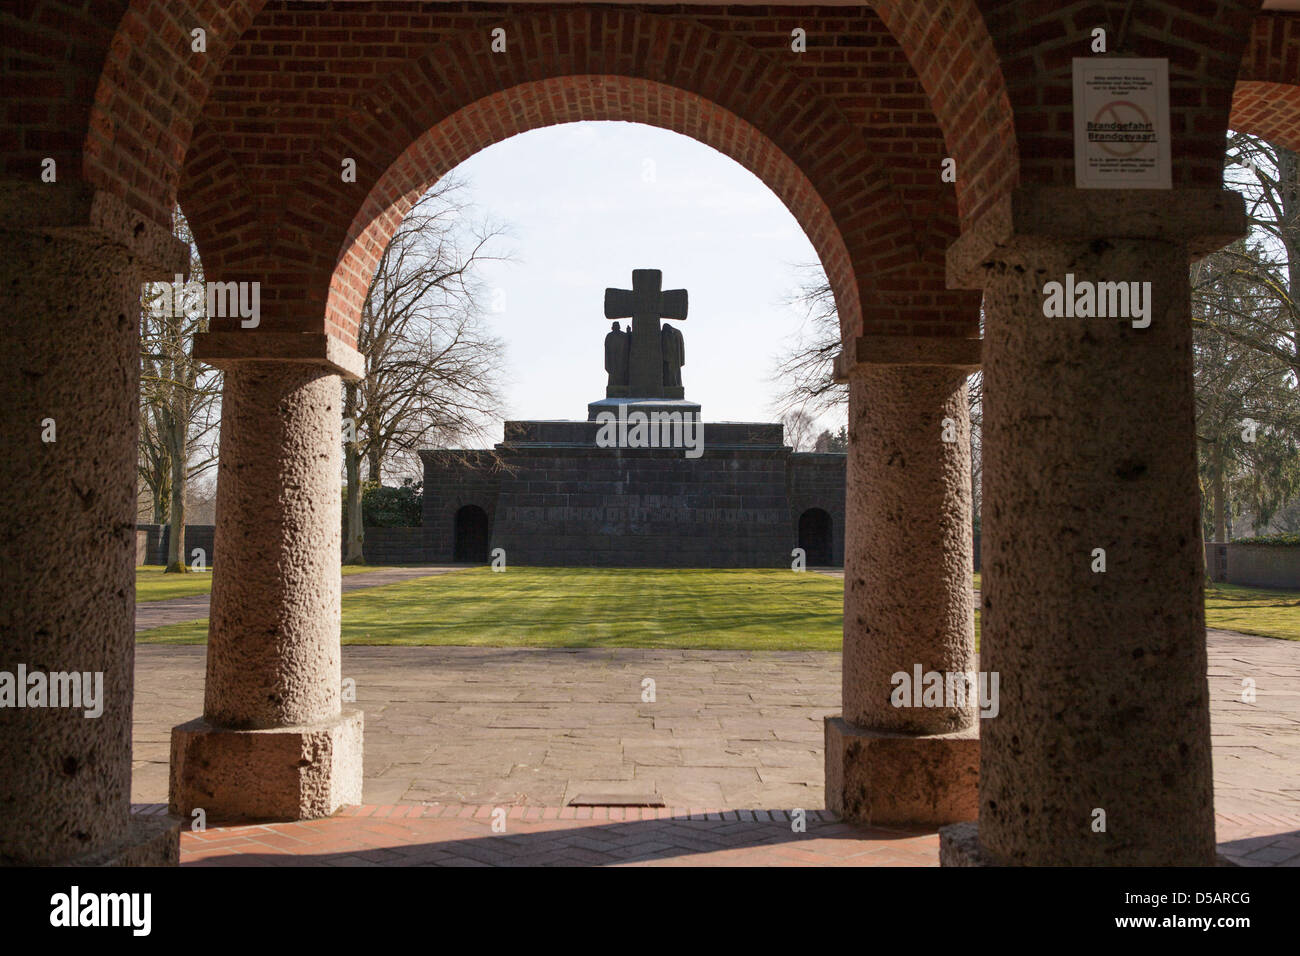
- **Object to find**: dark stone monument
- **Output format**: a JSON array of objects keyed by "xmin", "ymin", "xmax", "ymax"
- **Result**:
[
  {"xmin": 419, "ymin": 268, "xmax": 847, "ymax": 567},
  {"xmin": 604, "ymin": 321, "xmax": 630, "ymax": 389},
  {"xmin": 603, "ymin": 268, "xmax": 688, "ymax": 399},
  {"xmin": 661, "ymin": 321, "xmax": 684, "ymax": 388}
]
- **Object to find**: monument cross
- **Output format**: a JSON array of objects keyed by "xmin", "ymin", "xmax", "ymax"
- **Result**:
[{"xmin": 603, "ymin": 268, "xmax": 688, "ymax": 398}]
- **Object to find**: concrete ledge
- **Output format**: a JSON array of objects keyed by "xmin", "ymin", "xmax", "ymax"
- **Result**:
[
  {"xmin": 825, "ymin": 716, "xmax": 978, "ymax": 826},
  {"xmin": 832, "ymin": 335, "xmax": 982, "ymax": 381},
  {"xmin": 947, "ymin": 185, "xmax": 1248, "ymax": 288},
  {"xmin": 194, "ymin": 331, "xmax": 366, "ymax": 380},
  {"xmin": 170, "ymin": 708, "xmax": 364, "ymax": 823}
]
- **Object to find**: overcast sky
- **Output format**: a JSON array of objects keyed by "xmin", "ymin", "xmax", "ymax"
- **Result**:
[{"xmin": 449, "ymin": 121, "xmax": 843, "ymax": 441}]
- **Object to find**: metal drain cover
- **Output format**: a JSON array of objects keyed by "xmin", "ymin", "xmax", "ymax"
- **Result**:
[{"xmin": 567, "ymin": 793, "xmax": 665, "ymax": 807}]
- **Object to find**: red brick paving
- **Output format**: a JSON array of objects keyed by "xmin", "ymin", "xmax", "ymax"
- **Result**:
[{"xmin": 130, "ymin": 804, "xmax": 1300, "ymax": 867}]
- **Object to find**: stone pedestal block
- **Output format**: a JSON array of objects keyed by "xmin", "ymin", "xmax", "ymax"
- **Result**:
[
  {"xmin": 170, "ymin": 709, "xmax": 363, "ymax": 822},
  {"xmin": 825, "ymin": 716, "xmax": 978, "ymax": 826}
]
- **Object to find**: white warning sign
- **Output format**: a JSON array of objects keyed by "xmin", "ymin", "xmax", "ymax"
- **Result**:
[{"xmin": 1072, "ymin": 57, "xmax": 1171, "ymax": 189}]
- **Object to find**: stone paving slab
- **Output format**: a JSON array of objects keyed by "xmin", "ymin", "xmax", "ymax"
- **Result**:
[
  {"xmin": 127, "ymin": 803, "xmax": 1300, "ymax": 867},
  {"xmin": 134, "ymin": 566, "xmax": 465, "ymax": 632},
  {"xmin": 132, "ymin": 630, "xmax": 1300, "ymax": 824}
]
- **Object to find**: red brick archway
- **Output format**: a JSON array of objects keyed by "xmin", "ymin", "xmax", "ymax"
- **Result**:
[
  {"xmin": 172, "ymin": 7, "xmax": 985, "ymax": 350},
  {"xmin": 327, "ymin": 75, "xmax": 870, "ymax": 350}
]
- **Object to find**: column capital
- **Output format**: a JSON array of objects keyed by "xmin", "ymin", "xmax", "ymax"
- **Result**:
[
  {"xmin": 947, "ymin": 186, "xmax": 1247, "ymax": 290},
  {"xmin": 832, "ymin": 335, "xmax": 981, "ymax": 382},
  {"xmin": 0, "ymin": 180, "xmax": 189, "ymax": 279},
  {"xmin": 194, "ymin": 331, "xmax": 365, "ymax": 380}
]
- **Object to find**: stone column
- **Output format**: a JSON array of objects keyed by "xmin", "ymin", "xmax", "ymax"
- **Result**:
[
  {"xmin": 0, "ymin": 184, "xmax": 185, "ymax": 864},
  {"xmin": 939, "ymin": 187, "xmax": 1245, "ymax": 866},
  {"xmin": 170, "ymin": 331, "xmax": 365, "ymax": 822},
  {"xmin": 825, "ymin": 335, "xmax": 981, "ymax": 826}
]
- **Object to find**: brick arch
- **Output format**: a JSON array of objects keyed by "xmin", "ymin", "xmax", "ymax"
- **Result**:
[
  {"xmin": 1231, "ymin": 81, "xmax": 1300, "ymax": 151},
  {"xmin": 1231, "ymin": 12, "xmax": 1300, "ymax": 152},
  {"xmin": 291, "ymin": 9, "xmax": 963, "ymax": 351},
  {"xmin": 328, "ymin": 76, "xmax": 867, "ymax": 350},
  {"xmin": 77, "ymin": 0, "xmax": 263, "ymax": 227},
  {"xmin": 1125, "ymin": 0, "xmax": 1263, "ymax": 186},
  {"xmin": 869, "ymin": 0, "xmax": 1018, "ymax": 225}
]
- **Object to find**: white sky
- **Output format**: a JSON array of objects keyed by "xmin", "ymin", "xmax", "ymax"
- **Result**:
[{"xmin": 449, "ymin": 121, "xmax": 844, "ymax": 441}]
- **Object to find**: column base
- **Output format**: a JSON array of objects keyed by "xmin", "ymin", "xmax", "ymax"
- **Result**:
[
  {"xmin": 938, "ymin": 820, "xmax": 995, "ymax": 865},
  {"xmin": 940, "ymin": 821, "xmax": 1240, "ymax": 867},
  {"xmin": 170, "ymin": 708, "xmax": 363, "ymax": 823},
  {"xmin": 825, "ymin": 716, "xmax": 978, "ymax": 826},
  {"xmin": 3, "ymin": 815, "xmax": 182, "ymax": 868}
]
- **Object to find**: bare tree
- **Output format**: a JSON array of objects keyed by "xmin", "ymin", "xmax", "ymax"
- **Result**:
[
  {"xmin": 1195, "ymin": 133, "xmax": 1300, "ymax": 381},
  {"xmin": 1190, "ymin": 132, "xmax": 1300, "ymax": 540},
  {"xmin": 780, "ymin": 409, "xmax": 817, "ymax": 452},
  {"xmin": 343, "ymin": 175, "xmax": 510, "ymax": 563},
  {"xmin": 772, "ymin": 266, "xmax": 984, "ymax": 519},
  {"xmin": 771, "ymin": 266, "xmax": 846, "ymax": 419},
  {"xmin": 138, "ymin": 207, "xmax": 221, "ymax": 571},
  {"xmin": 1193, "ymin": 240, "xmax": 1300, "ymax": 541}
]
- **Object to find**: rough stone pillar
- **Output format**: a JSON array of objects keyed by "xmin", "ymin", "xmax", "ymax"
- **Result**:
[
  {"xmin": 171, "ymin": 332, "xmax": 365, "ymax": 822},
  {"xmin": 939, "ymin": 187, "xmax": 1246, "ymax": 866},
  {"xmin": 0, "ymin": 184, "xmax": 185, "ymax": 864},
  {"xmin": 825, "ymin": 335, "xmax": 981, "ymax": 826}
]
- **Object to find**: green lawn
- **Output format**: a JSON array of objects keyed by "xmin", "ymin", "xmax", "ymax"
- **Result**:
[
  {"xmin": 1204, "ymin": 583, "xmax": 1300, "ymax": 641},
  {"xmin": 137, "ymin": 567, "xmax": 846, "ymax": 649},
  {"xmin": 133, "ymin": 567, "xmax": 1298, "ymax": 647},
  {"xmin": 134, "ymin": 564, "xmax": 394, "ymax": 602}
]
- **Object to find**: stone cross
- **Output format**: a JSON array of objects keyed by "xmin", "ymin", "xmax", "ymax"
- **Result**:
[{"xmin": 603, "ymin": 269, "xmax": 688, "ymax": 398}]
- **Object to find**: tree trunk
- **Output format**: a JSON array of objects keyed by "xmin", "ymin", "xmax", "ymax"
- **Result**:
[
  {"xmin": 165, "ymin": 420, "xmax": 187, "ymax": 573},
  {"xmin": 343, "ymin": 382, "xmax": 365, "ymax": 564},
  {"xmin": 343, "ymin": 441, "xmax": 365, "ymax": 564},
  {"xmin": 152, "ymin": 475, "xmax": 169, "ymax": 525},
  {"xmin": 366, "ymin": 429, "xmax": 381, "ymax": 483},
  {"xmin": 1279, "ymin": 144, "xmax": 1300, "ymax": 378},
  {"xmin": 1212, "ymin": 443, "xmax": 1227, "ymax": 545}
]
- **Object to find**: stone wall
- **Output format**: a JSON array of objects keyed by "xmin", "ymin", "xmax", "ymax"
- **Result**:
[
  {"xmin": 138, "ymin": 523, "xmax": 435, "ymax": 566},
  {"xmin": 359, "ymin": 527, "xmax": 432, "ymax": 565},
  {"xmin": 421, "ymin": 450, "xmax": 503, "ymax": 564},
  {"xmin": 421, "ymin": 423, "xmax": 848, "ymax": 568},
  {"xmin": 787, "ymin": 453, "xmax": 848, "ymax": 566},
  {"xmin": 136, "ymin": 524, "xmax": 216, "ymax": 567},
  {"xmin": 1205, "ymin": 542, "xmax": 1300, "ymax": 589}
]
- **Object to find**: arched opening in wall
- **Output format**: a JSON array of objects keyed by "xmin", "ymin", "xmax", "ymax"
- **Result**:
[
  {"xmin": 314, "ymin": 74, "xmax": 926, "ymax": 813},
  {"xmin": 453, "ymin": 505, "xmax": 490, "ymax": 563},
  {"xmin": 798, "ymin": 508, "xmax": 833, "ymax": 567}
]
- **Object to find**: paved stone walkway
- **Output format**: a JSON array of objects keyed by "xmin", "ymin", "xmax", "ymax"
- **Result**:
[
  {"xmin": 135, "ymin": 566, "xmax": 463, "ymax": 632},
  {"xmin": 133, "ymin": 630, "xmax": 1300, "ymax": 822}
]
